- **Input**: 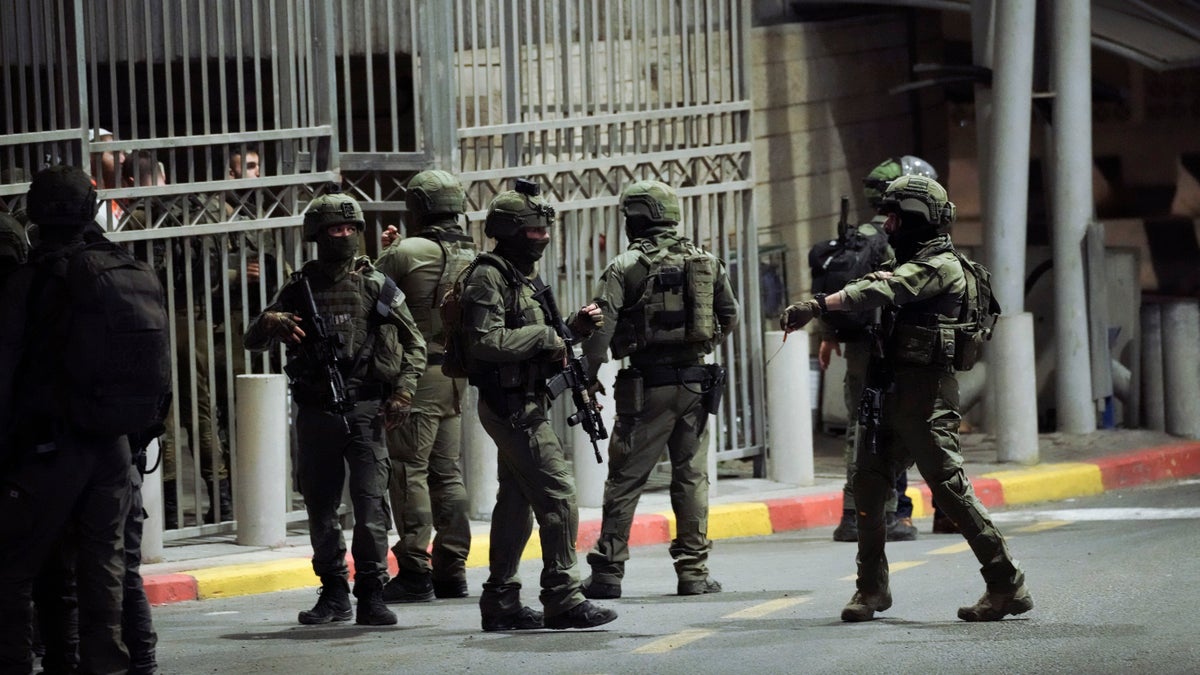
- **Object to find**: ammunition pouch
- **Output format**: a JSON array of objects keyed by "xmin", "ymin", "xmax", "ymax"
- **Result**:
[
  {"xmin": 614, "ymin": 368, "xmax": 644, "ymax": 416},
  {"xmin": 891, "ymin": 320, "xmax": 955, "ymax": 369}
]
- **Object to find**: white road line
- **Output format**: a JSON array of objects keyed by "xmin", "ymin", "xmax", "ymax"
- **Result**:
[{"xmin": 991, "ymin": 508, "xmax": 1200, "ymax": 522}]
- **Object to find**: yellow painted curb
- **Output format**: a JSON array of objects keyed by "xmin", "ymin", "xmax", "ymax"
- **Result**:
[
  {"xmin": 706, "ymin": 502, "xmax": 774, "ymax": 540},
  {"xmin": 464, "ymin": 532, "xmax": 547, "ymax": 569},
  {"xmin": 983, "ymin": 462, "xmax": 1104, "ymax": 505},
  {"xmin": 905, "ymin": 486, "xmax": 928, "ymax": 518},
  {"xmin": 186, "ymin": 558, "xmax": 316, "ymax": 600}
]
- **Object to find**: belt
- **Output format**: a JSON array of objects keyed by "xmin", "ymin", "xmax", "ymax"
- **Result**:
[{"xmin": 642, "ymin": 365, "xmax": 711, "ymax": 388}]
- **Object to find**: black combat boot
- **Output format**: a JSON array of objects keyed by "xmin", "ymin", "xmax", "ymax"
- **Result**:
[
  {"xmin": 382, "ymin": 572, "xmax": 435, "ymax": 603},
  {"xmin": 298, "ymin": 576, "xmax": 352, "ymax": 625},
  {"xmin": 355, "ymin": 581, "xmax": 399, "ymax": 626},
  {"xmin": 544, "ymin": 600, "xmax": 618, "ymax": 629},
  {"xmin": 163, "ymin": 480, "xmax": 178, "ymax": 530},
  {"xmin": 832, "ymin": 511, "xmax": 858, "ymax": 542},
  {"xmin": 581, "ymin": 575, "xmax": 621, "ymax": 600},
  {"xmin": 432, "ymin": 577, "xmax": 470, "ymax": 599},
  {"xmin": 481, "ymin": 606, "xmax": 544, "ymax": 632}
]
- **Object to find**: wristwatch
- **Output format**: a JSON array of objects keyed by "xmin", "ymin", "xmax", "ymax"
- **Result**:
[{"xmin": 814, "ymin": 293, "xmax": 828, "ymax": 314}]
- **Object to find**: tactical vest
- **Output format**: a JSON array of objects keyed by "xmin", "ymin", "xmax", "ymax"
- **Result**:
[
  {"xmin": 288, "ymin": 258, "xmax": 405, "ymax": 389},
  {"xmin": 890, "ymin": 245, "xmax": 1000, "ymax": 372},
  {"xmin": 611, "ymin": 237, "xmax": 717, "ymax": 359}
]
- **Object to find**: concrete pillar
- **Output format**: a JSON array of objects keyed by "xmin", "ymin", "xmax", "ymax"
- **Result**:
[
  {"xmin": 1050, "ymin": 0, "xmax": 1097, "ymax": 433},
  {"xmin": 574, "ymin": 360, "xmax": 618, "ymax": 508},
  {"xmin": 235, "ymin": 375, "xmax": 289, "ymax": 547},
  {"xmin": 1141, "ymin": 304, "xmax": 1165, "ymax": 431},
  {"xmin": 462, "ymin": 386, "xmax": 498, "ymax": 520},
  {"xmin": 1162, "ymin": 300, "xmax": 1200, "ymax": 438},
  {"xmin": 140, "ymin": 438, "xmax": 164, "ymax": 562},
  {"xmin": 983, "ymin": 0, "xmax": 1040, "ymax": 463},
  {"xmin": 993, "ymin": 314, "xmax": 1040, "ymax": 464},
  {"xmin": 766, "ymin": 331, "xmax": 813, "ymax": 485}
]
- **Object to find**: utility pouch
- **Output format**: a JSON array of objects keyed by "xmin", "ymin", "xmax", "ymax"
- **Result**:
[
  {"xmin": 938, "ymin": 326, "xmax": 957, "ymax": 366},
  {"xmin": 700, "ymin": 364, "xmax": 727, "ymax": 415},
  {"xmin": 614, "ymin": 368, "xmax": 644, "ymax": 416},
  {"xmin": 953, "ymin": 328, "xmax": 985, "ymax": 371},
  {"xmin": 892, "ymin": 324, "xmax": 937, "ymax": 366}
]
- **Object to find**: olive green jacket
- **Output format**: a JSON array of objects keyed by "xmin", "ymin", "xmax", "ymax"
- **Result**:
[{"xmin": 839, "ymin": 235, "xmax": 966, "ymax": 322}]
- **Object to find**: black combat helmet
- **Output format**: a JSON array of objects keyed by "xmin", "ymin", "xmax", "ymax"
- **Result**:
[{"xmin": 26, "ymin": 165, "xmax": 97, "ymax": 232}]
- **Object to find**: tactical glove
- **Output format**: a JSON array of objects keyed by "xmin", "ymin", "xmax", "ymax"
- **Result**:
[
  {"xmin": 547, "ymin": 335, "xmax": 567, "ymax": 363},
  {"xmin": 780, "ymin": 300, "xmax": 821, "ymax": 332},
  {"xmin": 263, "ymin": 311, "xmax": 304, "ymax": 343},
  {"xmin": 382, "ymin": 389, "xmax": 413, "ymax": 430},
  {"xmin": 568, "ymin": 303, "xmax": 604, "ymax": 339}
]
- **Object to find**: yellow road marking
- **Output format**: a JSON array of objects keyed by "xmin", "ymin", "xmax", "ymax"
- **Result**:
[
  {"xmin": 1013, "ymin": 520, "xmax": 1071, "ymax": 533},
  {"xmin": 929, "ymin": 542, "xmax": 972, "ymax": 555},
  {"xmin": 840, "ymin": 559, "xmax": 926, "ymax": 581},
  {"xmin": 633, "ymin": 628, "xmax": 715, "ymax": 654},
  {"xmin": 723, "ymin": 597, "xmax": 810, "ymax": 620}
]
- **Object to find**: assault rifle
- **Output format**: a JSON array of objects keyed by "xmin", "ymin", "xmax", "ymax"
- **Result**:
[
  {"xmin": 291, "ymin": 275, "xmax": 354, "ymax": 432},
  {"xmin": 853, "ymin": 313, "xmax": 891, "ymax": 465},
  {"xmin": 532, "ymin": 278, "xmax": 608, "ymax": 463},
  {"xmin": 837, "ymin": 194, "xmax": 850, "ymax": 240}
]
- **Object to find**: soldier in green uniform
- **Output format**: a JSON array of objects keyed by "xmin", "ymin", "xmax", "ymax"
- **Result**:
[
  {"xmin": 781, "ymin": 176, "xmax": 1033, "ymax": 622},
  {"xmin": 245, "ymin": 192, "xmax": 426, "ymax": 627},
  {"xmin": 457, "ymin": 184, "xmax": 616, "ymax": 631},
  {"xmin": 578, "ymin": 180, "xmax": 739, "ymax": 599},
  {"xmin": 0, "ymin": 212, "xmax": 28, "ymax": 284},
  {"xmin": 818, "ymin": 157, "xmax": 939, "ymax": 544},
  {"xmin": 375, "ymin": 170, "xmax": 475, "ymax": 603}
]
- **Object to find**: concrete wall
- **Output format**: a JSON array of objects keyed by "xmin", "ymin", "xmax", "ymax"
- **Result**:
[{"xmin": 749, "ymin": 13, "xmax": 946, "ymax": 304}]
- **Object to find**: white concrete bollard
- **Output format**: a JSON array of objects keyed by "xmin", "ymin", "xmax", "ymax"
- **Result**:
[
  {"xmin": 575, "ymin": 360, "xmax": 618, "ymax": 508},
  {"xmin": 234, "ymin": 374, "xmax": 289, "ymax": 547},
  {"xmin": 1162, "ymin": 300, "xmax": 1200, "ymax": 439},
  {"xmin": 766, "ymin": 330, "xmax": 814, "ymax": 485},
  {"xmin": 992, "ymin": 313, "xmax": 1040, "ymax": 464},
  {"xmin": 140, "ymin": 437, "xmax": 164, "ymax": 562},
  {"xmin": 462, "ymin": 385, "xmax": 499, "ymax": 520}
]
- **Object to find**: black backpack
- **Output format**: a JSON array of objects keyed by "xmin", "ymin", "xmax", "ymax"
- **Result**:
[
  {"xmin": 808, "ymin": 224, "xmax": 890, "ymax": 340},
  {"xmin": 58, "ymin": 241, "xmax": 172, "ymax": 437}
]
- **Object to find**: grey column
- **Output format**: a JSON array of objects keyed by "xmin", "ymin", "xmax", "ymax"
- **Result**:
[
  {"xmin": 971, "ymin": 0, "xmax": 996, "ymax": 432},
  {"xmin": 1050, "ymin": 0, "xmax": 1097, "ymax": 432},
  {"xmin": 982, "ymin": 0, "xmax": 1040, "ymax": 463},
  {"xmin": 421, "ymin": 1, "xmax": 458, "ymax": 169},
  {"xmin": 1162, "ymin": 300, "xmax": 1200, "ymax": 438},
  {"xmin": 1140, "ymin": 304, "xmax": 1165, "ymax": 431}
]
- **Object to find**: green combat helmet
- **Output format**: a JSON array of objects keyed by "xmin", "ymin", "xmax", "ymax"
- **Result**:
[
  {"xmin": 405, "ymin": 170, "xmax": 466, "ymax": 222},
  {"xmin": 879, "ymin": 175, "xmax": 956, "ymax": 231},
  {"xmin": 620, "ymin": 180, "xmax": 681, "ymax": 224},
  {"xmin": 862, "ymin": 155, "xmax": 939, "ymax": 209},
  {"xmin": 483, "ymin": 179, "xmax": 555, "ymax": 240},
  {"xmin": 303, "ymin": 191, "xmax": 364, "ymax": 241}
]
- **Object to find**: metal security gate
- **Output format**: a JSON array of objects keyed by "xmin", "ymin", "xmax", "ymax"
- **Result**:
[
  {"xmin": 446, "ymin": 0, "xmax": 766, "ymax": 465},
  {"xmin": 1, "ymin": 0, "xmax": 765, "ymax": 544}
]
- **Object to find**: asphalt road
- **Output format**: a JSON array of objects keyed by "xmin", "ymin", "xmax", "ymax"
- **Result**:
[{"xmin": 149, "ymin": 479, "xmax": 1200, "ymax": 674}]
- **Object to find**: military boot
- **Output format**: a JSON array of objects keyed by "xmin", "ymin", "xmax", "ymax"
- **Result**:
[
  {"xmin": 840, "ymin": 588, "xmax": 893, "ymax": 622},
  {"xmin": 163, "ymin": 480, "xmax": 178, "ymax": 530},
  {"xmin": 958, "ymin": 579, "xmax": 1034, "ymax": 622},
  {"xmin": 382, "ymin": 572, "xmax": 435, "ymax": 604},
  {"xmin": 581, "ymin": 575, "xmax": 622, "ymax": 600},
  {"xmin": 885, "ymin": 513, "xmax": 918, "ymax": 542},
  {"xmin": 832, "ymin": 511, "xmax": 858, "ymax": 542},
  {"xmin": 355, "ymin": 581, "xmax": 399, "ymax": 626},
  {"xmin": 298, "ymin": 576, "xmax": 352, "ymax": 625},
  {"xmin": 432, "ymin": 577, "xmax": 470, "ymax": 599},
  {"xmin": 205, "ymin": 478, "xmax": 234, "ymax": 524},
  {"xmin": 544, "ymin": 600, "xmax": 618, "ymax": 630},
  {"xmin": 678, "ymin": 577, "xmax": 722, "ymax": 596},
  {"xmin": 481, "ymin": 606, "xmax": 544, "ymax": 632}
]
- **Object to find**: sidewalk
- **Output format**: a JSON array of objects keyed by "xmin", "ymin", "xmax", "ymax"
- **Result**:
[{"xmin": 140, "ymin": 429, "xmax": 1200, "ymax": 606}]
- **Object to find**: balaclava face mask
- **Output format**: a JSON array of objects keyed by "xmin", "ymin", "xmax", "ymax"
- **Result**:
[
  {"xmin": 886, "ymin": 211, "xmax": 937, "ymax": 263},
  {"xmin": 495, "ymin": 233, "xmax": 549, "ymax": 270},
  {"xmin": 316, "ymin": 228, "xmax": 360, "ymax": 265}
]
